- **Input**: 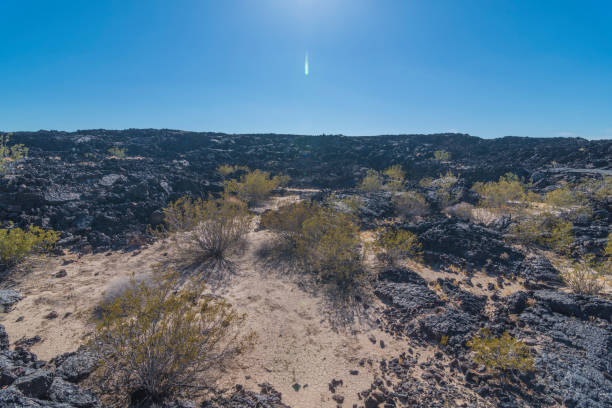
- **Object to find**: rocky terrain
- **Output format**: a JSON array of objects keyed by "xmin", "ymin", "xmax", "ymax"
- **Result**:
[{"xmin": 0, "ymin": 130, "xmax": 610, "ymax": 407}]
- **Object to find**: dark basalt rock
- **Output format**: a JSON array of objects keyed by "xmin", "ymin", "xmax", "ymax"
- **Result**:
[
  {"xmin": 0, "ymin": 324, "xmax": 9, "ymax": 351},
  {"xmin": 377, "ymin": 267, "xmax": 427, "ymax": 286},
  {"xmin": 0, "ymin": 289, "xmax": 23, "ymax": 312},
  {"xmin": 13, "ymin": 370, "xmax": 54, "ymax": 399},
  {"xmin": 201, "ymin": 383, "xmax": 291, "ymax": 408},
  {"xmin": 53, "ymin": 348, "xmax": 98, "ymax": 383},
  {"xmin": 420, "ymin": 308, "xmax": 478, "ymax": 343}
]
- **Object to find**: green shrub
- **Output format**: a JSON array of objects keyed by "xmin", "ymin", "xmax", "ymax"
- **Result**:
[
  {"xmin": 224, "ymin": 169, "xmax": 288, "ymax": 205},
  {"xmin": 421, "ymin": 172, "xmax": 459, "ymax": 207},
  {"xmin": 472, "ymin": 173, "xmax": 528, "ymax": 213},
  {"xmin": 376, "ymin": 228, "xmax": 422, "ymax": 265},
  {"xmin": 91, "ymin": 270, "xmax": 254, "ymax": 405},
  {"xmin": 0, "ymin": 134, "xmax": 28, "ymax": 174},
  {"xmin": 507, "ymin": 214, "xmax": 574, "ymax": 255},
  {"xmin": 393, "ymin": 191, "xmax": 429, "ymax": 219},
  {"xmin": 383, "ymin": 165, "xmax": 405, "ymax": 191},
  {"xmin": 296, "ymin": 208, "xmax": 364, "ymax": 288},
  {"xmin": 0, "ymin": 225, "xmax": 59, "ymax": 268},
  {"xmin": 545, "ymin": 186, "xmax": 586, "ymax": 208},
  {"xmin": 107, "ymin": 146, "xmax": 127, "ymax": 158},
  {"xmin": 163, "ymin": 196, "xmax": 252, "ymax": 263},
  {"xmin": 467, "ymin": 328, "xmax": 535, "ymax": 374},
  {"xmin": 433, "ymin": 150, "xmax": 451, "ymax": 161},
  {"xmin": 260, "ymin": 201, "xmax": 321, "ymax": 242},
  {"xmin": 358, "ymin": 169, "xmax": 383, "ymax": 192}
]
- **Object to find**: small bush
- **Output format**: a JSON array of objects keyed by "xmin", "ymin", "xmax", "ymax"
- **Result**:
[
  {"xmin": 376, "ymin": 228, "xmax": 422, "ymax": 265},
  {"xmin": 0, "ymin": 225, "xmax": 59, "ymax": 268},
  {"xmin": 260, "ymin": 201, "xmax": 320, "ymax": 242},
  {"xmin": 545, "ymin": 186, "xmax": 586, "ymax": 208},
  {"xmin": 422, "ymin": 172, "xmax": 459, "ymax": 207},
  {"xmin": 224, "ymin": 169, "xmax": 288, "ymax": 205},
  {"xmin": 91, "ymin": 270, "xmax": 254, "ymax": 405},
  {"xmin": 444, "ymin": 202, "xmax": 474, "ymax": 221},
  {"xmin": 393, "ymin": 191, "xmax": 429, "ymax": 219},
  {"xmin": 296, "ymin": 209, "xmax": 365, "ymax": 288},
  {"xmin": 358, "ymin": 169, "xmax": 383, "ymax": 192},
  {"xmin": 472, "ymin": 173, "xmax": 528, "ymax": 213},
  {"xmin": 561, "ymin": 259, "xmax": 603, "ymax": 295},
  {"xmin": 507, "ymin": 214, "xmax": 574, "ymax": 255},
  {"xmin": 383, "ymin": 165, "xmax": 405, "ymax": 191},
  {"xmin": 217, "ymin": 164, "xmax": 237, "ymax": 177},
  {"xmin": 163, "ymin": 196, "xmax": 252, "ymax": 264},
  {"xmin": 467, "ymin": 328, "xmax": 535, "ymax": 374},
  {"xmin": 107, "ymin": 146, "xmax": 127, "ymax": 158},
  {"xmin": 433, "ymin": 150, "xmax": 451, "ymax": 161},
  {"xmin": 0, "ymin": 134, "xmax": 28, "ymax": 174}
]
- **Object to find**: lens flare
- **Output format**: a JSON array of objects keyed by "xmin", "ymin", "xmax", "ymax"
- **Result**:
[{"xmin": 305, "ymin": 52, "xmax": 309, "ymax": 76}]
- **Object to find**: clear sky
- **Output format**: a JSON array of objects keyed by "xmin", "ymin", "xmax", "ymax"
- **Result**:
[{"xmin": 1, "ymin": 1, "xmax": 611, "ymax": 139}]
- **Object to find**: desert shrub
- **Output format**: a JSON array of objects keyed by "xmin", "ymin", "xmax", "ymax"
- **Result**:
[
  {"xmin": 467, "ymin": 328, "xmax": 535, "ymax": 374},
  {"xmin": 383, "ymin": 165, "xmax": 405, "ymax": 191},
  {"xmin": 376, "ymin": 228, "xmax": 422, "ymax": 265},
  {"xmin": 163, "ymin": 196, "xmax": 252, "ymax": 263},
  {"xmin": 260, "ymin": 201, "xmax": 321, "ymax": 242},
  {"xmin": 217, "ymin": 164, "xmax": 236, "ymax": 177},
  {"xmin": 393, "ymin": 191, "xmax": 429, "ymax": 219},
  {"xmin": 296, "ymin": 208, "xmax": 365, "ymax": 288},
  {"xmin": 224, "ymin": 169, "xmax": 288, "ymax": 205},
  {"xmin": 507, "ymin": 214, "xmax": 574, "ymax": 255},
  {"xmin": 358, "ymin": 169, "xmax": 383, "ymax": 192},
  {"xmin": 444, "ymin": 202, "xmax": 474, "ymax": 221},
  {"xmin": 433, "ymin": 150, "xmax": 451, "ymax": 161},
  {"xmin": 545, "ymin": 186, "xmax": 586, "ymax": 208},
  {"xmin": 472, "ymin": 173, "xmax": 528, "ymax": 213},
  {"xmin": 0, "ymin": 225, "xmax": 60, "ymax": 268},
  {"xmin": 107, "ymin": 146, "xmax": 127, "ymax": 158},
  {"xmin": 577, "ymin": 176, "xmax": 612, "ymax": 202},
  {"xmin": 422, "ymin": 172, "xmax": 459, "ymax": 207},
  {"xmin": 91, "ymin": 270, "xmax": 254, "ymax": 405},
  {"xmin": 0, "ymin": 134, "xmax": 28, "ymax": 174},
  {"xmin": 561, "ymin": 259, "xmax": 603, "ymax": 295}
]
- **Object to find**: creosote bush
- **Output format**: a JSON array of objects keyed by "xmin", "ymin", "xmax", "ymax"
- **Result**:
[
  {"xmin": 107, "ymin": 146, "xmax": 127, "ymax": 158},
  {"xmin": 376, "ymin": 228, "xmax": 422, "ymax": 265},
  {"xmin": 0, "ymin": 225, "xmax": 59, "ymax": 269},
  {"xmin": 420, "ymin": 172, "xmax": 459, "ymax": 207},
  {"xmin": 91, "ymin": 270, "xmax": 254, "ymax": 406},
  {"xmin": 467, "ymin": 328, "xmax": 535, "ymax": 375},
  {"xmin": 0, "ymin": 134, "xmax": 28, "ymax": 174},
  {"xmin": 472, "ymin": 173, "xmax": 528, "ymax": 214},
  {"xmin": 392, "ymin": 191, "xmax": 429, "ymax": 220},
  {"xmin": 262, "ymin": 201, "xmax": 367, "ymax": 290},
  {"xmin": 359, "ymin": 165, "xmax": 407, "ymax": 192},
  {"xmin": 507, "ymin": 214, "xmax": 574, "ymax": 255},
  {"xmin": 163, "ymin": 196, "xmax": 252, "ymax": 264},
  {"xmin": 224, "ymin": 169, "xmax": 289, "ymax": 205},
  {"xmin": 433, "ymin": 150, "xmax": 451, "ymax": 161},
  {"xmin": 358, "ymin": 169, "xmax": 383, "ymax": 192},
  {"xmin": 382, "ymin": 164, "xmax": 405, "ymax": 191}
]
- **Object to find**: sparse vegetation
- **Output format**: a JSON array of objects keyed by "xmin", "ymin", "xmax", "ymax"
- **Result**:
[
  {"xmin": 0, "ymin": 225, "xmax": 60, "ymax": 269},
  {"xmin": 383, "ymin": 165, "xmax": 406, "ymax": 191},
  {"xmin": 162, "ymin": 196, "xmax": 252, "ymax": 265},
  {"xmin": 0, "ymin": 134, "xmax": 28, "ymax": 174},
  {"xmin": 561, "ymin": 257, "xmax": 604, "ymax": 295},
  {"xmin": 224, "ymin": 169, "xmax": 289, "ymax": 205},
  {"xmin": 467, "ymin": 328, "xmax": 535, "ymax": 374},
  {"xmin": 107, "ymin": 146, "xmax": 127, "ymax": 158},
  {"xmin": 433, "ymin": 150, "xmax": 451, "ymax": 161},
  {"xmin": 91, "ymin": 270, "xmax": 254, "ymax": 406},
  {"xmin": 507, "ymin": 214, "xmax": 574, "ymax": 255},
  {"xmin": 393, "ymin": 191, "xmax": 429, "ymax": 219},
  {"xmin": 358, "ymin": 169, "xmax": 384, "ymax": 192},
  {"xmin": 472, "ymin": 173, "xmax": 528, "ymax": 214},
  {"xmin": 375, "ymin": 227, "xmax": 422, "ymax": 265},
  {"xmin": 420, "ymin": 172, "xmax": 459, "ymax": 207}
]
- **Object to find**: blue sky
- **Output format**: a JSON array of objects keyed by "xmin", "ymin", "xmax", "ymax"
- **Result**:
[{"xmin": 1, "ymin": 1, "xmax": 611, "ymax": 139}]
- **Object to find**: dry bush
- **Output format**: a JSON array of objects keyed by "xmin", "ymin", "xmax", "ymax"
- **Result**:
[
  {"xmin": 444, "ymin": 202, "xmax": 474, "ymax": 221},
  {"xmin": 107, "ymin": 146, "xmax": 127, "ymax": 158},
  {"xmin": 375, "ymin": 228, "xmax": 422, "ymax": 265},
  {"xmin": 467, "ymin": 328, "xmax": 535, "ymax": 375},
  {"xmin": 421, "ymin": 172, "xmax": 459, "ymax": 207},
  {"xmin": 393, "ymin": 191, "xmax": 429, "ymax": 219},
  {"xmin": 0, "ymin": 225, "xmax": 59, "ymax": 269},
  {"xmin": 163, "ymin": 196, "xmax": 252, "ymax": 265},
  {"xmin": 224, "ymin": 169, "xmax": 288, "ymax": 205},
  {"xmin": 91, "ymin": 270, "xmax": 254, "ymax": 406},
  {"xmin": 561, "ymin": 260, "xmax": 604, "ymax": 295},
  {"xmin": 260, "ymin": 201, "xmax": 320, "ymax": 242}
]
